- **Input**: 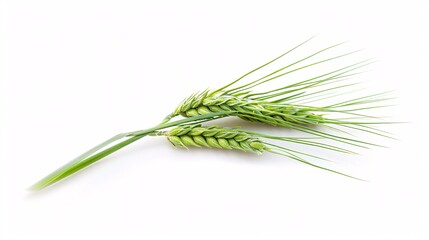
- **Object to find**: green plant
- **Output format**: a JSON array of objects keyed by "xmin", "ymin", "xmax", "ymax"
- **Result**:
[{"xmin": 30, "ymin": 37, "xmax": 393, "ymax": 191}]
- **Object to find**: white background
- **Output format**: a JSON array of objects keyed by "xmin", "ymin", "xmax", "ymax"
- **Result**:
[{"xmin": 1, "ymin": 0, "xmax": 428, "ymax": 239}]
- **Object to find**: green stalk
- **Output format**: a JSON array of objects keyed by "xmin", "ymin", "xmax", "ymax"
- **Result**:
[{"xmin": 29, "ymin": 112, "xmax": 231, "ymax": 191}]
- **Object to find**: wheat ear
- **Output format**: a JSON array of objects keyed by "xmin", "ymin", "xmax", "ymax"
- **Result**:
[
  {"xmin": 160, "ymin": 124, "xmax": 360, "ymax": 179},
  {"xmin": 166, "ymin": 37, "xmax": 393, "ymax": 147}
]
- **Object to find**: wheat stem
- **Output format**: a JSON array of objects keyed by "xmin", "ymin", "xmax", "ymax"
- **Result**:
[{"xmin": 30, "ymin": 112, "xmax": 232, "ymax": 190}]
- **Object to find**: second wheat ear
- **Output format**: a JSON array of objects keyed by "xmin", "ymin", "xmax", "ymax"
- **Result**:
[{"xmin": 30, "ymin": 36, "xmax": 394, "ymax": 191}]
